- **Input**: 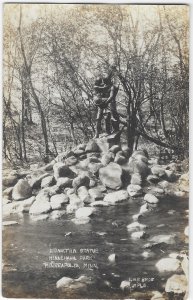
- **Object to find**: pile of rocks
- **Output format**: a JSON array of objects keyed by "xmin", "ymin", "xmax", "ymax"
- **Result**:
[{"xmin": 3, "ymin": 136, "xmax": 189, "ymax": 223}]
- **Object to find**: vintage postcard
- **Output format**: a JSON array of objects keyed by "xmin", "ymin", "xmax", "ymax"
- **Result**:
[{"xmin": 2, "ymin": 3, "xmax": 189, "ymax": 299}]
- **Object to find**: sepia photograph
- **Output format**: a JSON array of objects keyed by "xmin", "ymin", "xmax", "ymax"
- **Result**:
[{"xmin": 2, "ymin": 3, "xmax": 189, "ymax": 299}]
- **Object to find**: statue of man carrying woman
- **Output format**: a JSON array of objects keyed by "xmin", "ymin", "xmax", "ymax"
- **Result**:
[{"xmin": 93, "ymin": 67, "xmax": 120, "ymax": 138}]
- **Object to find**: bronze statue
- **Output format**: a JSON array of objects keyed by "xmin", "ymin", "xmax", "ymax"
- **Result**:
[{"xmin": 93, "ymin": 70, "xmax": 119, "ymax": 138}]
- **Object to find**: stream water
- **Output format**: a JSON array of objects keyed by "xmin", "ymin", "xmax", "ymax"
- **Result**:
[{"xmin": 2, "ymin": 194, "xmax": 188, "ymax": 299}]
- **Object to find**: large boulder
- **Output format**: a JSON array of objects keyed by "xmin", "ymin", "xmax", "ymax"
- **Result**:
[
  {"xmin": 165, "ymin": 274, "xmax": 187, "ymax": 295},
  {"xmin": 53, "ymin": 163, "xmax": 75, "ymax": 180},
  {"xmin": 29, "ymin": 198, "xmax": 52, "ymax": 215},
  {"xmin": 99, "ymin": 162, "xmax": 123, "ymax": 190},
  {"xmin": 50, "ymin": 194, "xmax": 69, "ymax": 210},
  {"xmin": 104, "ymin": 190, "xmax": 128, "ymax": 205},
  {"xmin": 156, "ymin": 258, "xmax": 181, "ymax": 273},
  {"xmin": 75, "ymin": 207, "xmax": 96, "ymax": 219},
  {"xmin": 12, "ymin": 179, "xmax": 32, "ymax": 201},
  {"xmin": 72, "ymin": 174, "xmax": 90, "ymax": 190}
]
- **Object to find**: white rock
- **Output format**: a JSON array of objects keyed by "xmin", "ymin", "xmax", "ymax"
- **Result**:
[
  {"xmin": 56, "ymin": 277, "xmax": 74, "ymax": 288},
  {"xmin": 29, "ymin": 199, "xmax": 52, "ymax": 215},
  {"xmin": 99, "ymin": 162, "xmax": 123, "ymax": 190},
  {"xmin": 127, "ymin": 221, "xmax": 147, "ymax": 232},
  {"xmin": 127, "ymin": 184, "xmax": 142, "ymax": 197},
  {"xmin": 131, "ymin": 231, "xmax": 146, "ymax": 239},
  {"xmin": 120, "ymin": 280, "xmax": 131, "ymax": 290},
  {"xmin": 108, "ymin": 254, "xmax": 117, "ymax": 263},
  {"xmin": 132, "ymin": 214, "xmax": 142, "ymax": 221},
  {"xmin": 50, "ymin": 194, "xmax": 69, "ymax": 210},
  {"xmin": 144, "ymin": 193, "xmax": 159, "ymax": 204},
  {"xmin": 56, "ymin": 275, "xmax": 92, "ymax": 289},
  {"xmin": 149, "ymin": 234, "xmax": 176, "ymax": 245},
  {"xmin": 156, "ymin": 258, "xmax": 181, "ymax": 272},
  {"xmin": 139, "ymin": 203, "xmax": 150, "ymax": 215},
  {"xmin": 104, "ymin": 190, "xmax": 128, "ymax": 205},
  {"xmin": 90, "ymin": 201, "xmax": 109, "ymax": 207},
  {"xmin": 41, "ymin": 176, "xmax": 55, "ymax": 188},
  {"xmin": 169, "ymin": 253, "xmax": 180, "ymax": 259},
  {"xmin": 75, "ymin": 207, "xmax": 95, "ymax": 219},
  {"xmin": 142, "ymin": 251, "xmax": 155, "ymax": 259},
  {"xmin": 184, "ymin": 226, "xmax": 189, "ymax": 237},
  {"xmin": 165, "ymin": 274, "xmax": 187, "ymax": 294},
  {"xmin": 50, "ymin": 210, "xmax": 66, "ymax": 220},
  {"xmin": 3, "ymin": 221, "xmax": 19, "ymax": 226}
]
